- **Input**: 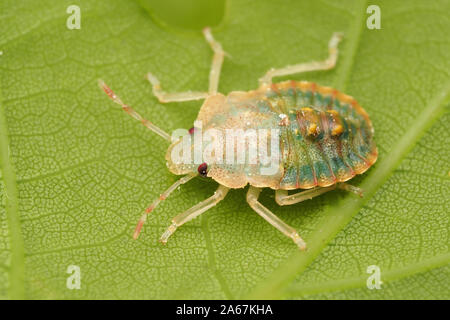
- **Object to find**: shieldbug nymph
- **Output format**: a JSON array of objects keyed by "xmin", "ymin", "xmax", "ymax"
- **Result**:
[{"xmin": 99, "ymin": 28, "xmax": 377, "ymax": 250}]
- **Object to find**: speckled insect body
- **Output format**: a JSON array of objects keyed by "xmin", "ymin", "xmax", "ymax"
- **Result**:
[
  {"xmin": 100, "ymin": 28, "xmax": 377, "ymax": 250},
  {"xmin": 266, "ymin": 81, "xmax": 377, "ymax": 189}
]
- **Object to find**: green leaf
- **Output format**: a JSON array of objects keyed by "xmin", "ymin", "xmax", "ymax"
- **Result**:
[{"xmin": 0, "ymin": 0, "xmax": 449, "ymax": 299}]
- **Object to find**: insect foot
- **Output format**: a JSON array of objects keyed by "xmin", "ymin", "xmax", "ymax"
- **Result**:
[
  {"xmin": 291, "ymin": 232, "xmax": 307, "ymax": 251},
  {"xmin": 329, "ymin": 32, "xmax": 344, "ymax": 48},
  {"xmin": 338, "ymin": 183, "xmax": 364, "ymax": 198},
  {"xmin": 159, "ymin": 222, "xmax": 177, "ymax": 244}
]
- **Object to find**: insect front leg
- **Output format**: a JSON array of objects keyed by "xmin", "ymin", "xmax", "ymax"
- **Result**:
[
  {"xmin": 246, "ymin": 186, "xmax": 306, "ymax": 250},
  {"xmin": 275, "ymin": 183, "xmax": 363, "ymax": 206},
  {"xmin": 159, "ymin": 184, "xmax": 230, "ymax": 244},
  {"xmin": 259, "ymin": 32, "xmax": 344, "ymax": 85}
]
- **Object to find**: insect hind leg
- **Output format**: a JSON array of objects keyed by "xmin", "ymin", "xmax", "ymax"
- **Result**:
[
  {"xmin": 247, "ymin": 186, "xmax": 306, "ymax": 250},
  {"xmin": 159, "ymin": 185, "xmax": 229, "ymax": 244},
  {"xmin": 275, "ymin": 182, "xmax": 363, "ymax": 206},
  {"xmin": 259, "ymin": 32, "xmax": 343, "ymax": 85}
]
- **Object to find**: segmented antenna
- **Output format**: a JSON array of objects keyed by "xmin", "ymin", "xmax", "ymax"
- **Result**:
[{"xmin": 98, "ymin": 79, "xmax": 172, "ymax": 142}]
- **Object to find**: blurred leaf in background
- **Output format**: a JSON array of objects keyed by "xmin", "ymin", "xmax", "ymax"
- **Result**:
[
  {"xmin": 0, "ymin": 0, "xmax": 448, "ymax": 299},
  {"xmin": 138, "ymin": 0, "xmax": 225, "ymax": 30}
]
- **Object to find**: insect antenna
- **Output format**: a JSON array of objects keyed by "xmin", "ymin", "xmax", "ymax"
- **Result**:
[
  {"xmin": 98, "ymin": 79, "xmax": 171, "ymax": 142},
  {"xmin": 133, "ymin": 173, "xmax": 197, "ymax": 240}
]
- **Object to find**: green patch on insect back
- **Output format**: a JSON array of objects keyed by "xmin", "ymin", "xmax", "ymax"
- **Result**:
[
  {"xmin": 290, "ymin": 116, "xmax": 304, "ymax": 141},
  {"xmin": 318, "ymin": 131, "xmax": 326, "ymax": 140},
  {"xmin": 359, "ymin": 121, "xmax": 369, "ymax": 140},
  {"xmin": 314, "ymin": 160, "xmax": 332, "ymax": 182},
  {"xmin": 287, "ymin": 88, "xmax": 296, "ymax": 98},
  {"xmin": 304, "ymin": 91, "xmax": 313, "ymax": 105},
  {"xmin": 347, "ymin": 149, "xmax": 365, "ymax": 167},
  {"xmin": 358, "ymin": 144, "xmax": 370, "ymax": 158},
  {"xmin": 280, "ymin": 165, "xmax": 298, "ymax": 187},
  {"xmin": 313, "ymin": 92, "xmax": 325, "ymax": 109},
  {"xmin": 323, "ymin": 95, "xmax": 332, "ymax": 109},
  {"xmin": 294, "ymin": 89, "xmax": 307, "ymax": 107},
  {"xmin": 299, "ymin": 164, "xmax": 314, "ymax": 185},
  {"xmin": 333, "ymin": 99, "xmax": 344, "ymax": 114},
  {"xmin": 339, "ymin": 116, "xmax": 350, "ymax": 139},
  {"xmin": 330, "ymin": 156, "xmax": 349, "ymax": 179},
  {"xmin": 281, "ymin": 89, "xmax": 296, "ymax": 109}
]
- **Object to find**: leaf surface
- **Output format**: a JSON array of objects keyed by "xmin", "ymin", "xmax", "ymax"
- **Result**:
[{"xmin": 0, "ymin": 0, "xmax": 448, "ymax": 299}]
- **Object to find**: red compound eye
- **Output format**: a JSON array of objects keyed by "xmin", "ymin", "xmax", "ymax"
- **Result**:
[
  {"xmin": 188, "ymin": 127, "xmax": 195, "ymax": 135},
  {"xmin": 197, "ymin": 162, "xmax": 208, "ymax": 177}
]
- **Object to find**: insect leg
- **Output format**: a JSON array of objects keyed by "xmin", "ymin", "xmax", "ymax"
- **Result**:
[
  {"xmin": 275, "ymin": 185, "xmax": 336, "ymax": 206},
  {"xmin": 145, "ymin": 72, "xmax": 209, "ymax": 103},
  {"xmin": 202, "ymin": 27, "xmax": 227, "ymax": 95},
  {"xmin": 145, "ymin": 28, "xmax": 226, "ymax": 101},
  {"xmin": 337, "ymin": 182, "xmax": 364, "ymax": 197},
  {"xmin": 159, "ymin": 184, "xmax": 230, "ymax": 244},
  {"xmin": 275, "ymin": 183, "xmax": 363, "ymax": 206},
  {"xmin": 246, "ymin": 186, "xmax": 306, "ymax": 250},
  {"xmin": 259, "ymin": 32, "xmax": 344, "ymax": 85},
  {"xmin": 133, "ymin": 174, "xmax": 196, "ymax": 240}
]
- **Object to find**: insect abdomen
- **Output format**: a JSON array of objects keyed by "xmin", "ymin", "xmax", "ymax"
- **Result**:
[{"xmin": 263, "ymin": 81, "xmax": 377, "ymax": 190}]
